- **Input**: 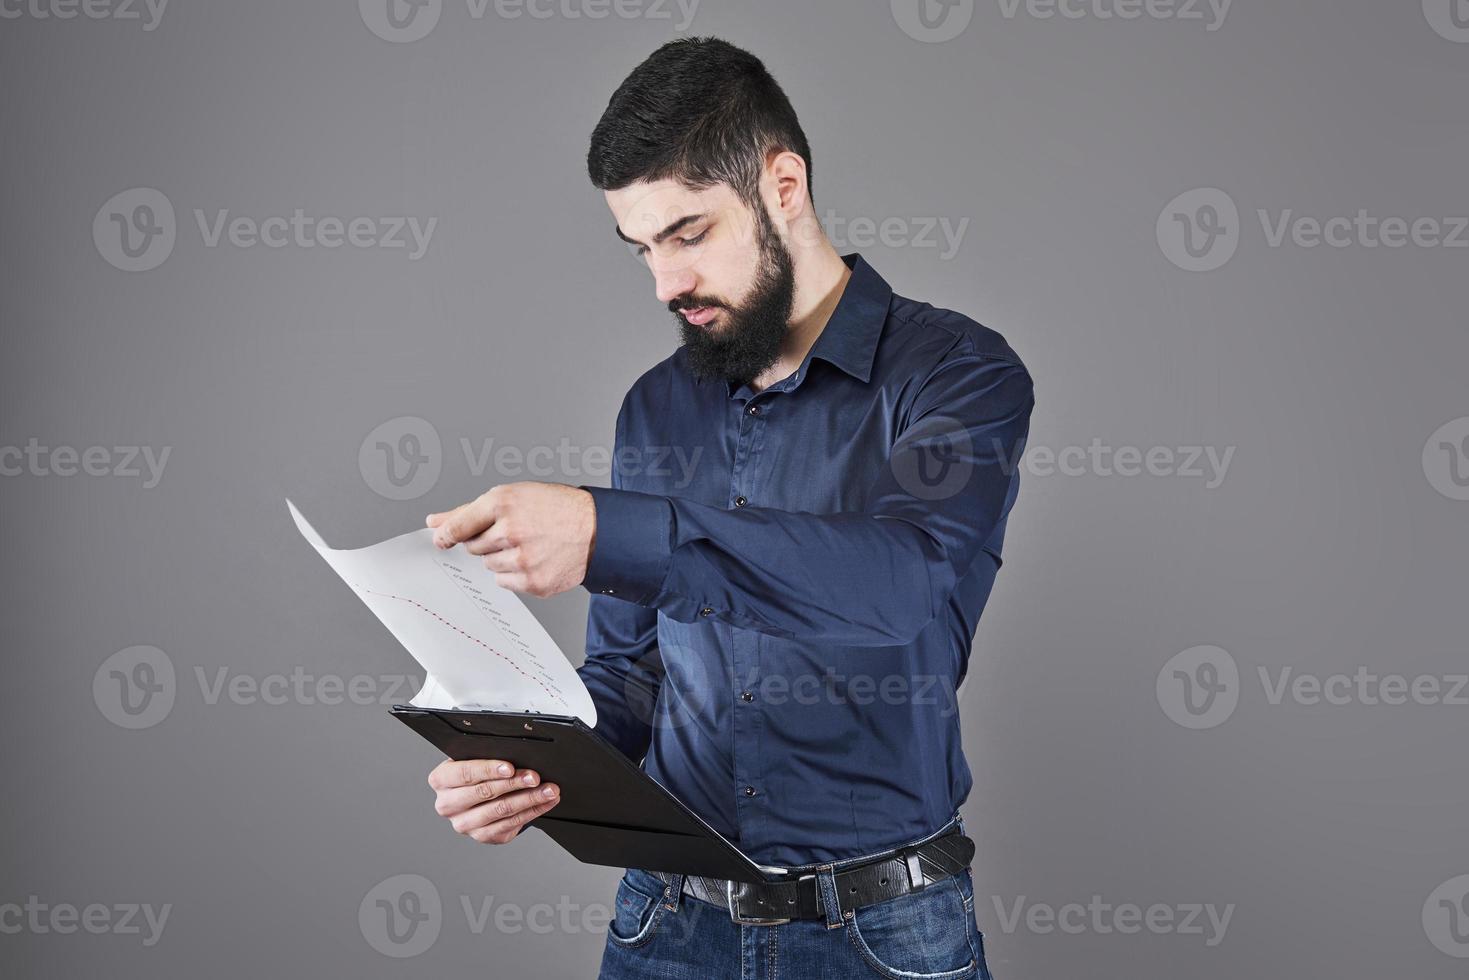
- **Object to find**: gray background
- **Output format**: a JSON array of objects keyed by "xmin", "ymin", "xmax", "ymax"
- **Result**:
[{"xmin": 2, "ymin": 0, "xmax": 1466, "ymax": 977}]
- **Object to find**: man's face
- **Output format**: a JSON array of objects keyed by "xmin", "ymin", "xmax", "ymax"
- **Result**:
[{"xmin": 607, "ymin": 179, "xmax": 795, "ymax": 386}]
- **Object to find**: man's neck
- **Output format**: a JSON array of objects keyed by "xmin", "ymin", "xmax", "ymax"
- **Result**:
[{"xmin": 748, "ymin": 244, "xmax": 852, "ymax": 394}]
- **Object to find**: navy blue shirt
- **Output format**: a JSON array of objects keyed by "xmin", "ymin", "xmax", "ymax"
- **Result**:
[{"xmin": 577, "ymin": 252, "xmax": 1034, "ymax": 867}]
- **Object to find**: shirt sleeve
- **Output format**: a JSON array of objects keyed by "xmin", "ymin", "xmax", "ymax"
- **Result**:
[
  {"xmin": 574, "ymin": 396, "xmax": 663, "ymax": 762},
  {"xmin": 580, "ymin": 349, "xmax": 1035, "ymax": 647}
]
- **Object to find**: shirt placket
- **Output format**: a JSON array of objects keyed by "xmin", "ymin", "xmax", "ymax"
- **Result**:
[{"xmin": 728, "ymin": 390, "xmax": 770, "ymax": 847}]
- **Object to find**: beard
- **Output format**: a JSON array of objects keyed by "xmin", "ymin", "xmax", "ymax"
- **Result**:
[{"xmin": 671, "ymin": 212, "xmax": 796, "ymax": 387}]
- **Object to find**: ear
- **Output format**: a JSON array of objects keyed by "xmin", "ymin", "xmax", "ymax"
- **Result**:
[{"xmin": 764, "ymin": 149, "xmax": 810, "ymax": 223}]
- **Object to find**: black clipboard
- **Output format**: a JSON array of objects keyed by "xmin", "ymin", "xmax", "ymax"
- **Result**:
[{"xmin": 391, "ymin": 705, "xmax": 784, "ymax": 884}]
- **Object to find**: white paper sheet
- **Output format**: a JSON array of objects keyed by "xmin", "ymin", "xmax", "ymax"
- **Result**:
[{"xmin": 287, "ymin": 499, "xmax": 596, "ymax": 726}]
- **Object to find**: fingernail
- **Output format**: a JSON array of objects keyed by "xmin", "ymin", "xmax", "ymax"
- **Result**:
[
  {"xmin": 497, "ymin": 763, "xmax": 512, "ymax": 776},
  {"xmin": 542, "ymin": 786, "xmax": 557, "ymax": 798},
  {"xmin": 523, "ymin": 772, "xmax": 537, "ymax": 785}
]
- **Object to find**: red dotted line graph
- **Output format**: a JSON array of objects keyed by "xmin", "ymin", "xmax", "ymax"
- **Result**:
[{"xmin": 355, "ymin": 585, "xmax": 562, "ymax": 707}]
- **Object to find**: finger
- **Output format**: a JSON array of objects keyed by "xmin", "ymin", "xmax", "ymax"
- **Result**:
[
  {"xmin": 463, "ymin": 527, "xmax": 513, "ymax": 557},
  {"xmin": 491, "ymin": 570, "xmax": 529, "ymax": 593},
  {"xmin": 434, "ymin": 497, "xmax": 499, "ymax": 549},
  {"xmin": 429, "ymin": 758, "xmax": 514, "ymax": 790},
  {"xmin": 465, "ymin": 789, "xmax": 562, "ymax": 843},
  {"xmin": 450, "ymin": 783, "xmax": 558, "ymax": 834},
  {"xmin": 425, "ymin": 500, "xmax": 471, "ymax": 532},
  {"xmin": 479, "ymin": 547, "xmax": 521, "ymax": 572},
  {"xmin": 435, "ymin": 768, "xmax": 540, "ymax": 817}
]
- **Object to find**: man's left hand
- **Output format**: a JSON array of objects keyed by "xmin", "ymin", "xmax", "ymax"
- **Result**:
[{"xmin": 427, "ymin": 483, "xmax": 596, "ymax": 598}]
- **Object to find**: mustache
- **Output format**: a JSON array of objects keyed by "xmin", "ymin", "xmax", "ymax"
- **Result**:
[{"xmin": 668, "ymin": 297, "xmax": 726, "ymax": 314}]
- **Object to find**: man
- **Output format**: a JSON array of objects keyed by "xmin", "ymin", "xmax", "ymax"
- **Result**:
[{"xmin": 424, "ymin": 36, "xmax": 1031, "ymax": 979}]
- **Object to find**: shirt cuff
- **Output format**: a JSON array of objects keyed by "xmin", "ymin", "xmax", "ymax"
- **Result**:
[{"xmin": 580, "ymin": 486, "xmax": 675, "ymax": 605}]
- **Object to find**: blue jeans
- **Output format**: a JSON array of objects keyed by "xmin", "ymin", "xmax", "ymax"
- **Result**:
[{"xmin": 596, "ymin": 820, "xmax": 994, "ymax": 980}]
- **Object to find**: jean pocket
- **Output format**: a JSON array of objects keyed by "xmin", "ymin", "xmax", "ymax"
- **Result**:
[
  {"xmin": 846, "ymin": 876, "xmax": 979, "ymax": 980},
  {"xmin": 606, "ymin": 870, "xmax": 669, "ymax": 949}
]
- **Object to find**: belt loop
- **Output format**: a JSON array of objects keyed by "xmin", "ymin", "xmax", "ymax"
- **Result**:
[
  {"xmin": 814, "ymin": 865, "xmax": 846, "ymax": 930},
  {"xmin": 660, "ymin": 873, "xmax": 684, "ymax": 912},
  {"xmin": 906, "ymin": 848, "xmax": 930, "ymax": 892}
]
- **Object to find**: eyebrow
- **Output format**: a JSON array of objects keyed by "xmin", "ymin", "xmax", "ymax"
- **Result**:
[{"xmin": 615, "ymin": 212, "xmax": 709, "ymax": 247}]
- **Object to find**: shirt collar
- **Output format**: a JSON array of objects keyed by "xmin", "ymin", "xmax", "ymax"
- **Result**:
[
  {"xmin": 801, "ymin": 252, "xmax": 892, "ymax": 386},
  {"xmin": 715, "ymin": 252, "xmax": 893, "ymax": 397}
]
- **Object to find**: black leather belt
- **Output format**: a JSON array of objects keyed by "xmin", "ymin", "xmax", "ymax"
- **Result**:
[{"xmin": 650, "ymin": 827, "xmax": 975, "ymax": 925}]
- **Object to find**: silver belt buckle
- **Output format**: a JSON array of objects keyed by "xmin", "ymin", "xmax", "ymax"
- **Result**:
[{"xmin": 726, "ymin": 880, "xmax": 791, "ymax": 926}]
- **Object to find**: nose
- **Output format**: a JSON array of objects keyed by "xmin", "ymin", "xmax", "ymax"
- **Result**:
[{"xmin": 650, "ymin": 258, "xmax": 696, "ymax": 306}]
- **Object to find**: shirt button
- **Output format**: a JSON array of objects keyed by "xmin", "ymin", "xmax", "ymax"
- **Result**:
[
  {"xmin": 744, "ymin": 786, "xmax": 756, "ymax": 797},
  {"xmin": 700, "ymin": 607, "xmax": 714, "ymax": 617},
  {"xmin": 740, "ymin": 691, "xmax": 754, "ymax": 702},
  {"xmin": 734, "ymin": 495, "xmax": 747, "ymax": 507},
  {"xmin": 600, "ymin": 589, "xmax": 616, "ymax": 596},
  {"xmin": 747, "ymin": 404, "xmax": 761, "ymax": 416}
]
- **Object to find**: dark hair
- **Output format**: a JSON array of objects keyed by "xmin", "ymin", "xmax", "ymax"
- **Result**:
[{"xmin": 587, "ymin": 37, "xmax": 814, "ymax": 214}]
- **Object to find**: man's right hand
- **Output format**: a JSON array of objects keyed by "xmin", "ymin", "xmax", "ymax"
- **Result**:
[{"xmin": 428, "ymin": 758, "xmax": 561, "ymax": 844}]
